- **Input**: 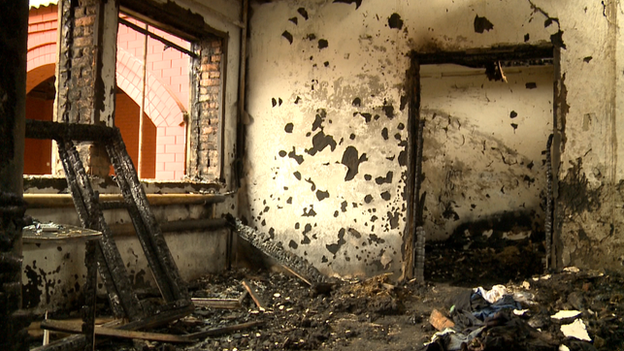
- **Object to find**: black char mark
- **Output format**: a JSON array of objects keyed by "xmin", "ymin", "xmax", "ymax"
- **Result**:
[
  {"xmin": 318, "ymin": 39, "xmax": 329, "ymax": 49},
  {"xmin": 375, "ymin": 171, "xmax": 393, "ymax": 184},
  {"xmin": 288, "ymin": 147, "xmax": 304, "ymax": 164},
  {"xmin": 474, "ymin": 15, "xmax": 494, "ymax": 33},
  {"xmin": 388, "ymin": 13, "xmax": 403, "ymax": 29},
  {"xmin": 341, "ymin": 146, "xmax": 368, "ymax": 181},
  {"xmin": 382, "ymin": 103, "xmax": 395, "ymax": 119},
  {"xmin": 285, "ymin": 123, "xmax": 294, "ymax": 133},
  {"xmin": 333, "ymin": 0, "xmax": 362, "ymax": 9},
  {"xmin": 316, "ymin": 190, "xmax": 329, "ymax": 201},
  {"xmin": 282, "ymin": 31, "xmax": 293, "ymax": 44},
  {"xmin": 306, "ymin": 131, "xmax": 337, "ymax": 155},
  {"xmin": 297, "ymin": 7, "xmax": 309, "ymax": 20},
  {"xmin": 326, "ymin": 228, "xmax": 346, "ymax": 255},
  {"xmin": 312, "ymin": 109, "xmax": 327, "ymax": 131}
]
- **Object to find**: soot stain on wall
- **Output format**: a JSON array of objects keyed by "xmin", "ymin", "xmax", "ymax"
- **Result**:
[
  {"xmin": 388, "ymin": 13, "xmax": 404, "ymax": 30},
  {"xmin": 375, "ymin": 171, "xmax": 393, "ymax": 184},
  {"xmin": 288, "ymin": 147, "xmax": 305, "ymax": 164},
  {"xmin": 474, "ymin": 15, "xmax": 494, "ymax": 33},
  {"xmin": 332, "ymin": 0, "xmax": 362, "ymax": 9},
  {"xmin": 306, "ymin": 131, "xmax": 337, "ymax": 155},
  {"xmin": 341, "ymin": 146, "xmax": 368, "ymax": 181},
  {"xmin": 23, "ymin": 263, "xmax": 42, "ymax": 308},
  {"xmin": 326, "ymin": 228, "xmax": 347, "ymax": 256},
  {"xmin": 316, "ymin": 190, "xmax": 330, "ymax": 201},
  {"xmin": 282, "ymin": 31, "xmax": 294, "ymax": 44}
]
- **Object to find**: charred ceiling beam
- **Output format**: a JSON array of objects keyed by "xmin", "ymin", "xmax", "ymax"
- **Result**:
[
  {"xmin": 118, "ymin": 18, "xmax": 198, "ymax": 58},
  {"xmin": 119, "ymin": 0, "xmax": 227, "ymax": 41},
  {"xmin": 414, "ymin": 44, "xmax": 554, "ymax": 67}
]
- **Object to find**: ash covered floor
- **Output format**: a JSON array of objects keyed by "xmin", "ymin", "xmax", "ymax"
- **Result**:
[{"xmin": 35, "ymin": 263, "xmax": 624, "ymax": 351}]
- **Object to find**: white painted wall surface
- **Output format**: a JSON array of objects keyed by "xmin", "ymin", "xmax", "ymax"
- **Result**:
[
  {"xmin": 420, "ymin": 64, "xmax": 553, "ymax": 241},
  {"xmin": 244, "ymin": 0, "xmax": 624, "ymax": 277}
]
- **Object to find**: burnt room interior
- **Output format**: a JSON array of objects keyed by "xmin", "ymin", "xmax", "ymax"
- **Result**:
[{"xmin": 2, "ymin": 0, "xmax": 624, "ymax": 350}]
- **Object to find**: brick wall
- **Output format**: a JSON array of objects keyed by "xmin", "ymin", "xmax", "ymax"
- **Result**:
[
  {"xmin": 188, "ymin": 38, "xmax": 223, "ymax": 181},
  {"xmin": 28, "ymin": 4, "xmax": 197, "ymax": 180},
  {"xmin": 115, "ymin": 91, "xmax": 156, "ymax": 179},
  {"xmin": 24, "ymin": 96, "xmax": 53, "ymax": 175}
]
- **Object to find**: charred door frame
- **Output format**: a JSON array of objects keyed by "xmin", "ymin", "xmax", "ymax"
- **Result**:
[{"xmin": 403, "ymin": 44, "xmax": 562, "ymax": 280}]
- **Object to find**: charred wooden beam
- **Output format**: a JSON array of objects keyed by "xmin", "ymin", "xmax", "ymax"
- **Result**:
[
  {"xmin": 119, "ymin": 0, "xmax": 226, "ymax": 40},
  {"xmin": 187, "ymin": 321, "xmax": 263, "ymax": 340},
  {"xmin": 545, "ymin": 134, "xmax": 554, "ymax": 271},
  {"xmin": 118, "ymin": 18, "xmax": 197, "ymax": 58},
  {"xmin": 402, "ymin": 56, "xmax": 420, "ymax": 281},
  {"xmin": 227, "ymin": 216, "xmax": 326, "ymax": 284},
  {"xmin": 25, "ymin": 120, "xmax": 116, "ymax": 142},
  {"xmin": 31, "ymin": 304, "xmax": 193, "ymax": 351},
  {"xmin": 40, "ymin": 320, "xmax": 194, "ymax": 344},
  {"xmin": 57, "ymin": 139, "xmax": 143, "ymax": 320},
  {"xmin": 412, "ymin": 119, "xmax": 425, "ymax": 282},
  {"xmin": 82, "ymin": 240, "xmax": 98, "ymax": 351},
  {"xmin": 191, "ymin": 297, "xmax": 241, "ymax": 309},
  {"xmin": 105, "ymin": 130, "xmax": 190, "ymax": 304}
]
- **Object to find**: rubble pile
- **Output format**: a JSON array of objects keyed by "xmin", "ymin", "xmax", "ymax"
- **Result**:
[{"xmin": 30, "ymin": 267, "xmax": 624, "ymax": 351}]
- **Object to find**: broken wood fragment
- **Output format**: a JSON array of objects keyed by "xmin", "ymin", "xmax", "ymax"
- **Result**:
[
  {"xmin": 40, "ymin": 320, "xmax": 194, "ymax": 344},
  {"xmin": 187, "ymin": 321, "xmax": 263, "ymax": 340},
  {"xmin": 192, "ymin": 297, "xmax": 241, "ymax": 309},
  {"xmin": 429, "ymin": 309, "xmax": 455, "ymax": 331},
  {"xmin": 31, "ymin": 305, "xmax": 192, "ymax": 351},
  {"xmin": 241, "ymin": 280, "xmax": 266, "ymax": 312},
  {"xmin": 280, "ymin": 264, "xmax": 312, "ymax": 286},
  {"xmin": 228, "ymin": 216, "xmax": 326, "ymax": 284}
]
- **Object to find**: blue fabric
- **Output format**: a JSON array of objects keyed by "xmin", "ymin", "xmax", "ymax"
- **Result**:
[{"xmin": 471, "ymin": 293, "xmax": 521, "ymax": 320}]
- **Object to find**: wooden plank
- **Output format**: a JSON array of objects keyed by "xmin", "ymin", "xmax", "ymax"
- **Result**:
[
  {"xmin": 105, "ymin": 131, "xmax": 189, "ymax": 304},
  {"xmin": 192, "ymin": 298, "xmax": 241, "ymax": 309},
  {"xmin": 280, "ymin": 264, "xmax": 312, "ymax": 286},
  {"xmin": 40, "ymin": 320, "xmax": 194, "ymax": 344},
  {"xmin": 57, "ymin": 140, "xmax": 143, "ymax": 320},
  {"xmin": 187, "ymin": 321, "xmax": 263, "ymax": 340}
]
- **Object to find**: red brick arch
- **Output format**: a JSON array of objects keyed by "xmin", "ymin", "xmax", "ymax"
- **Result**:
[
  {"xmin": 116, "ymin": 47, "xmax": 187, "ymax": 128},
  {"xmin": 27, "ymin": 43, "xmax": 56, "ymax": 93},
  {"xmin": 26, "ymin": 41, "xmax": 187, "ymax": 180}
]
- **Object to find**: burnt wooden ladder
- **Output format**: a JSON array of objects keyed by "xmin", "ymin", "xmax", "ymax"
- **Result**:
[{"xmin": 26, "ymin": 120, "xmax": 193, "ymax": 350}]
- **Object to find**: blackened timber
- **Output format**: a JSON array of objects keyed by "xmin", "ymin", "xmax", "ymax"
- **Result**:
[
  {"xmin": 412, "ymin": 119, "xmax": 425, "ymax": 282},
  {"xmin": 25, "ymin": 119, "xmax": 116, "ymax": 142},
  {"xmin": 187, "ymin": 321, "xmax": 263, "ymax": 340},
  {"xmin": 57, "ymin": 140, "xmax": 143, "ymax": 320},
  {"xmin": 413, "ymin": 44, "xmax": 554, "ymax": 66},
  {"xmin": 31, "ymin": 304, "xmax": 193, "ymax": 351},
  {"xmin": 402, "ymin": 56, "xmax": 420, "ymax": 280},
  {"xmin": 228, "ymin": 216, "xmax": 326, "ymax": 284},
  {"xmin": 106, "ymin": 130, "xmax": 190, "ymax": 304},
  {"xmin": 82, "ymin": 240, "xmax": 98, "ymax": 351},
  {"xmin": 118, "ymin": 18, "xmax": 198, "ymax": 58},
  {"xmin": 119, "ymin": 0, "xmax": 227, "ymax": 40}
]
